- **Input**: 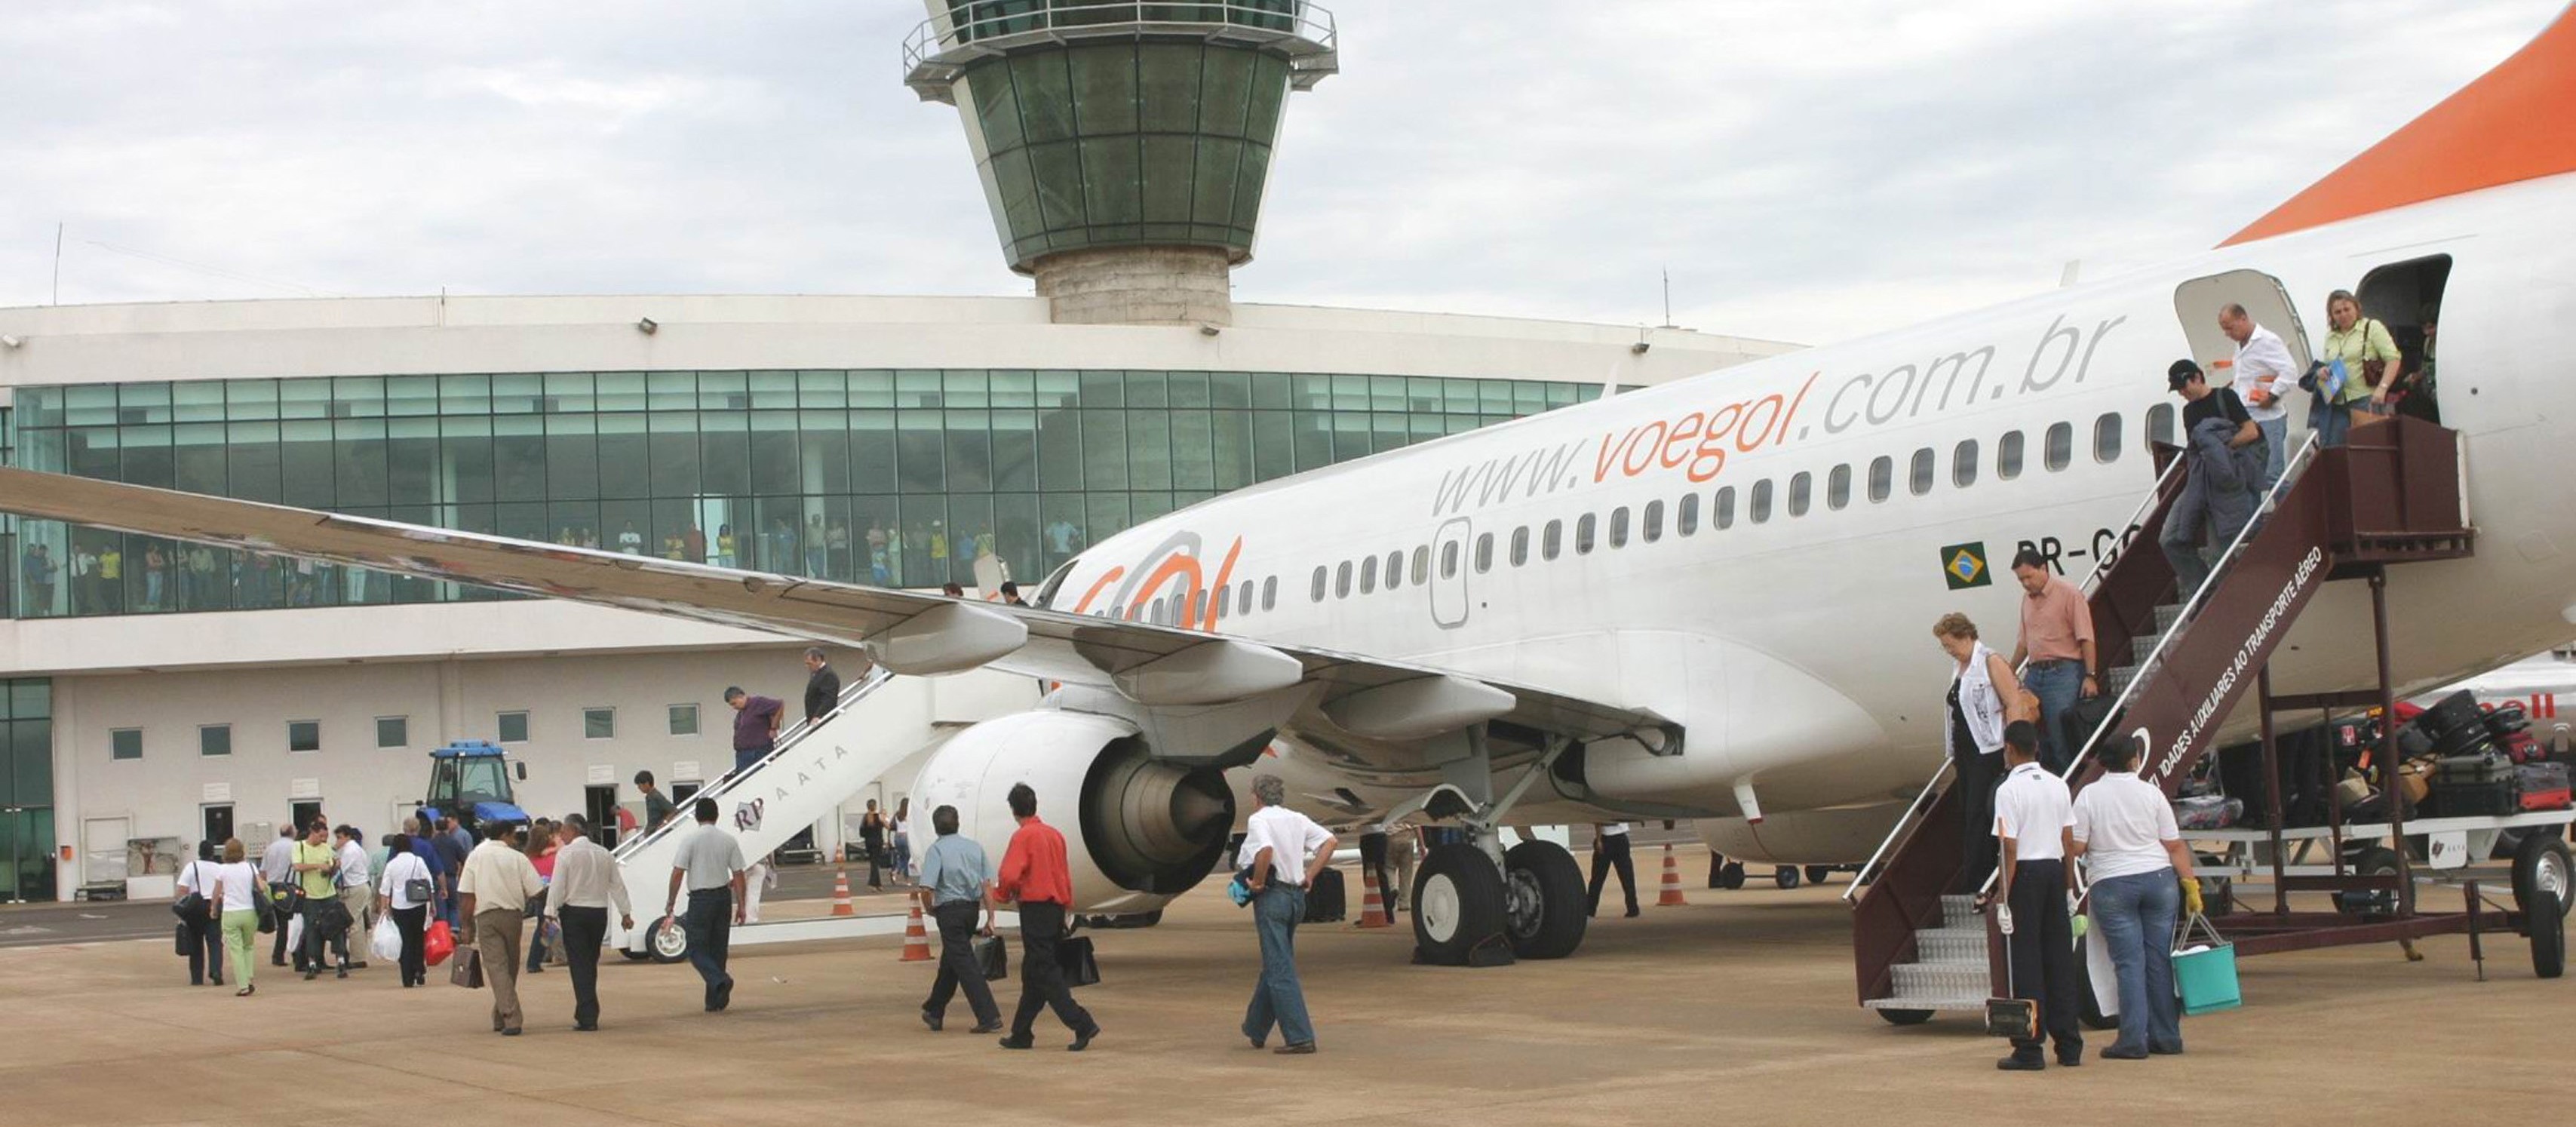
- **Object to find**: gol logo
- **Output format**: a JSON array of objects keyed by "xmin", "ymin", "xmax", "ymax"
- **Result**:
[{"xmin": 1067, "ymin": 531, "xmax": 1245, "ymax": 632}]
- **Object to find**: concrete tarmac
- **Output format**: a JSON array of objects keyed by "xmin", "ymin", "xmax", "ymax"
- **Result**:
[{"xmin": 5, "ymin": 874, "xmax": 2562, "ymax": 1127}]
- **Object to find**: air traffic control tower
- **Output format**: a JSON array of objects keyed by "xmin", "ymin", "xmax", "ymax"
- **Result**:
[{"xmin": 904, "ymin": 2, "xmax": 1339, "ymax": 326}]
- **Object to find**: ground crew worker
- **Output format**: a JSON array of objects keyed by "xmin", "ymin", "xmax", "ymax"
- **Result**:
[
  {"xmin": 1992, "ymin": 720, "xmax": 2082, "ymax": 1070},
  {"xmin": 1586, "ymin": 823, "xmax": 1639, "ymax": 917}
]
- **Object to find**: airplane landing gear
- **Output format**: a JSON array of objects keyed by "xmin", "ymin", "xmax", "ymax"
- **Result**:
[
  {"xmin": 1502, "ymin": 840, "xmax": 1586, "ymax": 959},
  {"xmin": 1390, "ymin": 726, "xmax": 1599, "ymax": 966},
  {"xmin": 1412, "ymin": 843, "xmax": 1509, "ymax": 965}
]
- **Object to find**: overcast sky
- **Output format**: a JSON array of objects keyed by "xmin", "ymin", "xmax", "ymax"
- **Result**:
[{"xmin": 2, "ymin": 1, "xmax": 2561, "ymax": 345}]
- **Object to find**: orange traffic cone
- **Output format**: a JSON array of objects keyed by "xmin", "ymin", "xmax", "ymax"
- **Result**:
[
  {"xmin": 1656, "ymin": 842, "xmax": 1688, "ymax": 907},
  {"xmin": 898, "ymin": 902, "xmax": 933, "ymax": 962},
  {"xmin": 831, "ymin": 868, "xmax": 855, "ymax": 917},
  {"xmin": 1356, "ymin": 867, "xmax": 1390, "ymax": 928}
]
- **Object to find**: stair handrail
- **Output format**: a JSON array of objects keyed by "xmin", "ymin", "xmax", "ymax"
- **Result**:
[
  {"xmin": 611, "ymin": 662, "xmax": 896, "ymax": 861},
  {"xmin": 1841, "ymin": 453, "xmax": 2192, "ymax": 904},
  {"xmin": 1967, "ymin": 431, "xmax": 2324, "ymax": 899}
]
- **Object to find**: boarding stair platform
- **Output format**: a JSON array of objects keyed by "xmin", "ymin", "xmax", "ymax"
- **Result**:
[
  {"xmin": 606, "ymin": 664, "xmax": 923, "ymax": 957},
  {"xmin": 1847, "ymin": 415, "xmax": 2475, "ymax": 1019}
]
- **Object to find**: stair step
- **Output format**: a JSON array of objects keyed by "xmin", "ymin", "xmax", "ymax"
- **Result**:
[
  {"xmin": 1911, "ymin": 926, "xmax": 1988, "ymax": 964},
  {"xmin": 1939, "ymin": 894, "xmax": 1981, "ymax": 929},
  {"xmin": 2131, "ymin": 632, "xmax": 2160, "ymax": 666},
  {"xmin": 2108, "ymin": 664, "xmax": 2142, "ymax": 697},
  {"xmin": 2153, "ymin": 602, "xmax": 2185, "ymax": 635},
  {"xmin": 1893, "ymin": 962, "xmax": 1991, "ymax": 998},
  {"xmin": 1865, "ymin": 994, "xmax": 1983, "ymax": 1012}
]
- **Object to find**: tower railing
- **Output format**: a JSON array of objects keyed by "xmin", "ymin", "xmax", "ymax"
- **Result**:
[{"xmin": 904, "ymin": 2, "xmax": 1338, "ymax": 100}]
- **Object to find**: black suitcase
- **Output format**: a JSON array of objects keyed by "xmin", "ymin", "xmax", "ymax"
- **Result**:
[
  {"xmin": 1301, "ymin": 867, "xmax": 1346, "ymax": 923},
  {"xmin": 2430, "ymin": 779, "xmax": 2516, "ymax": 817},
  {"xmin": 2418, "ymin": 690, "xmax": 2485, "ymax": 743},
  {"xmin": 2482, "ymin": 703, "xmax": 2530, "ymax": 738},
  {"xmin": 2436, "ymin": 751, "xmax": 2512, "ymax": 785}
]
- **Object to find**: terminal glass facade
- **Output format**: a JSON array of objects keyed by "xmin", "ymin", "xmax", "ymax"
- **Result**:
[
  {"xmin": 0, "ymin": 678, "xmax": 50, "ymax": 903},
  {"xmin": 9, "ymin": 370, "xmax": 1595, "ymax": 619}
]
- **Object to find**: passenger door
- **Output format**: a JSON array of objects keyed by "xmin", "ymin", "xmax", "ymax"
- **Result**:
[
  {"xmin": 1430, "ymin": 517, "xmax": 1471, "ymax": 629},
  {"xmin": 2173, "ymin": 269, "xmax": 2313, "ymax": 393}
]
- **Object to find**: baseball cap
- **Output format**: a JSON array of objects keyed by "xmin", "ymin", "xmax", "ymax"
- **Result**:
[{"xmin": 2166, "ymin": 359, "xmax": 2203, "ymax": 389}]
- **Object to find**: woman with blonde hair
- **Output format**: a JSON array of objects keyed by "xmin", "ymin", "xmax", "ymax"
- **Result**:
[
  {"xmin": 207, "ymin": 838, "xmax": 268, "ymax": 996},
  {"xmin": 1936, "ymin": 613, "xmax": 2032, "ymax": 898},
  {"xmin": 2317, "ymin": 288, "xmax": 2403, "ymax": 447}
]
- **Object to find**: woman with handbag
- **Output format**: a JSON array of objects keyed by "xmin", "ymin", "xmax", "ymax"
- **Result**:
[
  {"xmin": 173, "ymin": 853, "xmax": 224, "ymax": 987},
  {"xmin": 2317, "ymin": 289, "xmax": 2403, "ymax": 447},
  {"xmin": 207, "ymin": 839, "xmax": 268, "ymax": 997},
  {"xmin": 2069, "ymin": 735, "xmax": 2202, "ymax": 1060},
  {"xmin": 1935, "ymin": 613, "xmax": 2036, "ymax": 899},
  {"xmin": 377, "ymin": 832, "xmax": 435, "ymax": 987}
]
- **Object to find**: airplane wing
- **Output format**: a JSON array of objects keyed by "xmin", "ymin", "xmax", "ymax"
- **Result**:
[{"xmin": 0, "ymin": 468, "xmax": 1669, "ymax": 769}]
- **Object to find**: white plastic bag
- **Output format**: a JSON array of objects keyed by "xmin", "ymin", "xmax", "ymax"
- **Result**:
[
  {"xmin": 370, "ymin": 914, "xmax": 403, "ymax": 963},
  {"xmin": 287, "ymin": 914, "xmax": 304, "ymax": 953}
]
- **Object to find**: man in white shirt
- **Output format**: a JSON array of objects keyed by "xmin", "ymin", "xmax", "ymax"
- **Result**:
[
  {"xmin": 2071, "ymin": 735, "xmax": 2200, "ymax": 1061},
  {"xmin": 2219, "ymin": 303, "xmax": 2297, "ymax": 491},
  {"xmin": 333, "ymin": 825, "xmax": 375, "ymax": 961},
  {"xmin": 1239, "ymin": 774, "xmax": 1337, "ymax": 1055},
  {"xmin": 459, "ymin": 821, "xmax": 547, "ymax": 1036},
  {"xmin": 1991, "ymin": 720, "xmax": 2081, "ymax": 1071},
  {"xmin": 259, "ymin": 825, "xmax": 299, "ymax": 969},
  {"xmin": 545, "ymin": 813, "xmax": 634, "ymax": 1032}
]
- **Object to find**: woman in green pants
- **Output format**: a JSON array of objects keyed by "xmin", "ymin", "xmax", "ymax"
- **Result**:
[{"xmin": 207, "ymin": 839, "xmax": 268, "ymax": 996}]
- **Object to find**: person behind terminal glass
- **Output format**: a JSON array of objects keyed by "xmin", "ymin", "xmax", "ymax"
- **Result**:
[
  {"xmin": 723, "ymin": 685, "xmax": 784, "ymax": 776},
  {"xmin": 376, "ymin": 831, "xmax": 434, "ymax": 987},
  {"xmin": 1240, "ymin": 773, "xmax": 1337, "ymax": 1055},
  {"xmin": 663, "ymin": 797, "xmax": 747, "ymax": 1012},
  {"xmin": 993, "ymin": 782, "xmax": 1101, "ymax": 1052},
  {"xmin": 803, "ymin": 646, "xmax": 840, "ymax": 723},
  {"xmin": 2217, "ymin": 302, "xmax": 2296, "ymax": 492},
  {"xmin": 459, "ymin": 819, "xmax": 545, "ymax": 1034},
  {"xmin": 914, "ymin": 803, "xmax": 1004, "ymax": 1034},
  {"xmin": 2160, "ymin": 361, "xmax": 2264, "ymax": 600},
  {"xmin": 545, "ymin": 813, "xmax": 634, "ymax": 1032},
  {"xmin": 20, "ymin": 543, "xmax": 55, "ymax": 615},
  {"xmin": 2069, "ymin": 734, "xmax": 2199, "ymax": 1060},
  {"xmin": 207, "ymin": 839, "xmax": 267, "ymax": 996},
  {"xmin": 1586, "ymin": 822, "xmax": 1639, "ymax": 918},
  {"xmin": 2317, "ymin": 288, "xmax": 2403, "ymax": 447},
  {"xmin": 1933, "ymin": 613, "xmax": 2028, "ymax": 895},
  {"xmin": 637, "ymin": 770, "xmax": 677, "ymax": 834},
  {"xmin": 2006, "ymin": 548, "xmax": 2098, "ymax": 775},
  {"xmin": 174, "ymin": 850, "xmax": 225, "ymax": 987},
  {"xmin": 1991, "ymin": 720, "xmax": 2083, "ymax": 1071}
]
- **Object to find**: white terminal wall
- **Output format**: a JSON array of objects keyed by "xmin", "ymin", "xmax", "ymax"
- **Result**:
[{"xmin": 0, "ymin": 293, "xmax": 1803, "ymax": 897}]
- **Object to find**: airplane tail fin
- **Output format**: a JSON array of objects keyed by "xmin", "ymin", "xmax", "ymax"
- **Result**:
[{"xmin": 2221, "ymin": 5, "xmax": 2576, "ymax": 246}]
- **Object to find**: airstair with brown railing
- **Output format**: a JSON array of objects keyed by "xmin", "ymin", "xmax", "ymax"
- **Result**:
[{"xmin": 1847, "ymin": 414, "xmax": 2473, "ymax": 1020}]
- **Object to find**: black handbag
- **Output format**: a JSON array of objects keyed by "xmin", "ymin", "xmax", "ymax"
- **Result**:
[
  {"xmin": 174, "ymin": 921, "xmax": 193, "ymax": 955},
  {"xmin": 1056, "ymin": 934, "xmax": 1100, "ymax": 988},
  {"xmin": 172, "ymin": 861, "xmax": 207, "ymax": 920},
  {"xmin": 974, "ymin": 933, "xmax": 1009, "ymax": 981},
  {"xmin": 254, "ymin": 889, "xmax": 278, "ymax": 934}
]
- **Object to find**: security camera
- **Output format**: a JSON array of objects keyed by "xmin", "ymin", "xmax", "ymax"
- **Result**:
[{"xmin": 636, "ymin": 318, "xmax": 658, "ymax": 335}]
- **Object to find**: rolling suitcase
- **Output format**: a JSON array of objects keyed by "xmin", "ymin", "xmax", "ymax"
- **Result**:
[{"xmin": 1301, "ymin": 867, "xmax": 1346, "ymax": 923}]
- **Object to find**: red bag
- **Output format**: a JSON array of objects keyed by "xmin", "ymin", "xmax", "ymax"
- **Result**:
[{"xmin": 424, "ymin": 920, "xmax": 456, "ymax": 966}]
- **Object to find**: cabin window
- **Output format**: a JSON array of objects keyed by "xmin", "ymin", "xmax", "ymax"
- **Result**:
[
  {"xmin": 1215, "ymin": 586, "xmax": 1231, "ymax": 619},
  {"xmin": 1750, "ymin": 479, "xmax": 1773, "ymax": 524},
  {"xmin": 1827, "ymin": 464, "xmax": 1851, "ymax": 510},
  {"xmin": 1642, "ymin": 499, "xmax": 1665, "ymax": 542},
  {"xmin": 1714, "ymin": 487, "xmax": 1736, "ymax": 529},
  {"xmin": 1334, "ymin": 560, "xmax": 1352, "ymax": 598},
  {"xmin": 1310, "ymin": 567, "xmax": 1326, "ymax": 602},
  {"xmin": 1474, "ymin": 532, "xmax": 1494, "ymax": 573},
  {"xmin": 1868, "ymin": 456, "xmax": 1893, "ymax": 502},
  {"xmin": 1261, "ymin": 576, "xmax": 1276, "ymax": 610},
  {"xmin": 1788, "ymin": 471, "xmax": 1812, "ymax": 517},
  {"xmin": 1909, "ymin": 447, "xmax": 1934, "ymax": 496},
  {"xmin": 1576, "ymin": 514, "xmax": 1598, "ymax": 554},
  {"xmin": 2145, "ymin": 404, "xmax": 2175, "ymax": 448},
  {"xmin": 1997, "ymin": 431, "xmax": 2025, "ymax": 480},
  {"xmin": 1543, "ymin": 519, "xmax": 1563, "ymax": 560},
  {"xmin": 2094, "ymin": 412, "xmax": 2123, "ymax": 463},
  {"xmin": 1412, "ymin": 545, "xmax": 1430, "ymax": 585},
  {"xmin": 1510, "ymin": 526, "xmax": 1531, "ymax": 566},
  {"xmin": 1385, "ymin": 550, "xmax": 1405, "ymax": 590},
  {"xmin": 1359, "ymin": 554, "xmax": 1378, "ymax": 594},
  {"xmin": 2044, "ymin": 422, "xmax": 2073, "ymax": 471},
  {"xmin": 1677, "ymin": 493, "xmax": 1700, "ymax": 535},
  {"xmin": 1953, "ymin": 439, "xmax": 1979, "ymax": 488},
  {"xmin": 1609, "ymin": 507, "xmax": 1631, "ymax": 548}
]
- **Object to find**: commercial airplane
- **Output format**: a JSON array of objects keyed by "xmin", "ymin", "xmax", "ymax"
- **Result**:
[{"xmin": 7, "ymin": 9, "xmax": 2576, "ymax": 966}]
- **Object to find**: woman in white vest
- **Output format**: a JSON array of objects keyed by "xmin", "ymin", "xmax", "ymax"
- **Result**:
[{"xmin": 1936, "ymin": 612, "xmax": 2031, "ymax": 898}]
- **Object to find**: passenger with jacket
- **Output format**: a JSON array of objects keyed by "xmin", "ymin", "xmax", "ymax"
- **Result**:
[
  {"xmin": 2159, "ymin": 361, "xmax": 2266, "ymax": 600},
  {"xmin": 2070, "ymin": 734, "xmax": 2200, "ymax": 1060},
  {"xmin": 1934, "ymin": 613, "xmax": 2031, "ymax": 896}
]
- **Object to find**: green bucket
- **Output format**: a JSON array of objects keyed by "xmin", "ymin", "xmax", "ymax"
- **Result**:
[{"xmin": 2174, "ymin": 915, "xmax": 2242, "ymax": 1015}]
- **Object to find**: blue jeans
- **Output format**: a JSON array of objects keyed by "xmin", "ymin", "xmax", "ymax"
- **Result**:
[
  {"xmin": 2092, "ymin": 869, "xmax": 2183, "ymax": 1055},
  {"xmin": 2022, "ymin": 661, "xmax": 2082, "ymax": 774},
  {"xmin": 1243, "ymin": 884, "xmax": 1315, "ymax": 1048},
  {"xmin": 2314, "ymin": 399, "xmax": 2353, "ymax": 448},
  {"xmin": 2253, "ymin": 416, "xmax": 2287, "ymax": 493}
]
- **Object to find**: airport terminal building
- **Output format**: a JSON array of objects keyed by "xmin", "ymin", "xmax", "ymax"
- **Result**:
[{"xmin": 0, "ymin": 2, "xmax": 1797, "ymax": 900}]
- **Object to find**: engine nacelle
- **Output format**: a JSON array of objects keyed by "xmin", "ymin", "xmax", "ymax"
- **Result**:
[
  {"xmin": 911, "ymin": 710, "xmax": 1236, "ymax": 914},
  {"xmin": 1693, "ymin": 803, "xmax": 1905, "ymax": 865}
]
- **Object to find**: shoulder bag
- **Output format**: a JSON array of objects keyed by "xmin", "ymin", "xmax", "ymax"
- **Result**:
[
  {"xmin": 171, "ymin": 861, "xmax": 207, "ymax": 920},
  {"xmin": 2356, "ymin": 318, "xmax": 2389, "ymax": 388}
]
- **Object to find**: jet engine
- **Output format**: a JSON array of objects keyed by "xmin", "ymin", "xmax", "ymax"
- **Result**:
[{"xmin": 910, "ymin": 710, "xmax": 1236, "ymax": 914}]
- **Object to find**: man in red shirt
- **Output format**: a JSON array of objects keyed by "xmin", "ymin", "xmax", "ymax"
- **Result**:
[{"xmin": 992, "ymin": 782, "xmax": 1098, "ymax": 1052}]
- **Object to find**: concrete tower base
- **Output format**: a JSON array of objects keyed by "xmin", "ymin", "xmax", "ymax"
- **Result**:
[{"xmin": 1032, "ymin": 246, "xmax": 1234, "ymax": 327}]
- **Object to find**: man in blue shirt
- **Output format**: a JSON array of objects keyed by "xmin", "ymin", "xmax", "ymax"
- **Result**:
[{"xmin": 913, "ymin": 804, "xmax": 1002, "ymax": 1033}]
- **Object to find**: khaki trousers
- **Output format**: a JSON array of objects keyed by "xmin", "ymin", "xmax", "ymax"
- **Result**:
[{"xmin": 474, "ymin": 909, "xmax": 525, "ymax": 1032}]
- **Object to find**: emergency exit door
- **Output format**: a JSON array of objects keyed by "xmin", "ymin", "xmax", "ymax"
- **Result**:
[
  {"xmin": 1429, "ymin": 518, "xmax": 1471, "ymax": 629},
  {"xmin": 2174, "ymin": 269, "xmax": 2314, "ymax": 397}
]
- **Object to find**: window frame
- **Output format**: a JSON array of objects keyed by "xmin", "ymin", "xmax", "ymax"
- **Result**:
[
  {"xmin": 2093, "ymin": 410, "xmax": 2123, "ymax": 464},
  {"xmin": 1953, "ymin": 439, "xmax": 1979, "ymax": 488},
  {"xmin": 1677, "ymin": 493, "xmax": 1700, "ymax": 536},
  {"xmin": 1997, "ymin": 430, "xmax": 2025, "ymax": 480},
  {"xmin": 286, "ymin": 720, "xmax": 321, "ymax": 754},
  {"xmin": 1542, "ymin": 519, "xmax": 1563, "ymax": 560},
  {"xmin": 2044, "ymin": 422, "xmax": 2074, "ymax": 471},
  {"xmin": 668, "ymin": 703, "xmax": 699, "ymax": 736},
  {"xmin": 374, "ymin": 716, "xmax": 409, "ymax": 750},
  {"xmin": 582, "ymin": 707, "xmax": 616, "ymax": 740},
  {"xmin": 1608, "ymin": 506, "xmax": 1631, "ymax": 548},
  {"xmin": 1510, "ymin": 525, "xmax": 1531, "ymax": 566},
  {"xmin": 496, "ymin": 710, "xmax": 530, "ymax": 744},
  {"xmin": 111, "ymin": 727, "xmax": 143, "ymax": 761},
  {"xmin": 1714, "ymin": 487, "xmax": 1736, "ymax": 530},
  {"xmin": 1788, "ymin": 471, "xmax": 1812, "ymax": 517},
  {"xmin": 1575, "ymin": 513, "xmax": 1598, "ymax": 554},
  {"xmin": 199, "ymin": 723, "xmax": 232, "ymax": 758},
  {"xmin": 1868, "ymin": 456, "xmax": 1893, "ymax": 503}
]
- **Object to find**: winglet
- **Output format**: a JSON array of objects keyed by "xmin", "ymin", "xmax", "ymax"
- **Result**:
[{"xmin": 2221, "ymin": 6, "xmax": 2576, "ymax": 247}]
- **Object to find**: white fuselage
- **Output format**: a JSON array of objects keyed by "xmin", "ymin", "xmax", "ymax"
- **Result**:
[{"xmin": 1052, "ymin": 174, "xmax": 2576, "ymax": 857}]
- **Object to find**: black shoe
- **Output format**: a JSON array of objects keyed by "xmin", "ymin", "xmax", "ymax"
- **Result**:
[
  {"xmin": 1273, "ymin": 1042, "xmax": 1316, "ymax": 1055},
  {"xmin": 303, "ymin": 969, "xmax": 317, "ymax": 981},
  {"xmin": 2102, "ymin": 1047, "xmax": 2148, "ymax": 1061},
  {"xmin": 921, "ymin": 1010, "xmax": 943, "ymax": 1033},
  {"xmin": 998, "ymin": 1036, "xmax": 1034, "ymax": 1050},
  {"xmin": 970, "ymin": 1020, "xmax": 1005, "ymax": 1034},
  {"xmin": 1996, "ymin": 1055, "xmax": 2045, "ymax": 1071},
  {"xmin": 1068, "ymin": 1027, "xmax": 1098, "ymax": 1052},
  {"xmin": 1625, "ymin": 907, "xmax": 1641, "ymax": 918},
  {"xmin": 2150, "ymin": 1046, "xmax": 2184, "ymax": 1056},
  {"xmin": 336, "ymin": 967, "xmax": 348, "ymax": 980},
  {"xmin": 2056, "ymin": 1052, "xmax": 2083, "ymax": 1067},
  {"xmin": 574, "ymin": 1022, "xmax": 599, "ymax": 1033},
  {"xmin": 210, "ymin": 978, "xmax": 223, "ymax": 987},
  {"xmin": 1247, "ymin": 1036, "xmax": 1266, "ymax": 1049},
  {"xmin": 501, "ymin": 1027, "xmax": 522, "ymax": 1036}
]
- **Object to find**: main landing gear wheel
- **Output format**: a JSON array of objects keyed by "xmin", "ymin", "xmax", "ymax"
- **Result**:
[
  {"xmin": 2511, "ymin": 834, "xmax": 2572, "ymax": 921},
  {"xmin": 1717, "ymin": 861, "xmax": 1747, "ymax": 890},
  {"xmin": 646, "ymin": 917, "xmax": 690, "ymax": 964},
  {"xmin": 1412, "ymin": 843, "xmax": 1509, "ymax": 966},
  {"xmin": 2528, "ymin": 890, "xmax": 2565, "ymax": 979},
  {"xmin": 1502, "ymin": 840, "xmax": 1587, "ymax": 960},
  {"xmin": 1775, "ymin": 866, "xmax": 1802, "ymax": 890},
  {"xmin": 1877, "ymin": 1008, "xmax": 1934, "ymax": 1026}
]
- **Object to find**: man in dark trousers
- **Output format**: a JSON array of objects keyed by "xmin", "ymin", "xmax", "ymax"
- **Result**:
[
  {"xmin": 993, "ymin": 782, "xmax": 1099, "ymax": 1052},
  {"xmin": 914, "ymin": 803, "xmax": 1003, "ymax": 1034},
  {"xmin": 636, "ymin": 771, "xmax": 677, "ymax": 834},
  {"xmin": 1992, "ymin": 720, "xmax": 2083, "ymax": 1070},
  {"xmin": 543, "ymin": 813, "xmax": 632, "ymax": 1031},
  {"xmin": 662, "ymin": 797, "xmax": 747, "ymax": 1012},
  {"xmin": 1586, "ymin": 822, "xmax": 1639, "ymax": 917},
  {"xmin": 723, "ymin": 686, "xmax": 784, "ymax": 778},
  {"xmin": 803, "ymin": 646, "xmax": 840, "ymax": 724}
]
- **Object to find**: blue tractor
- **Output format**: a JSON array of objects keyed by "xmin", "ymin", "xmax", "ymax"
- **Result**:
[{"xmin": 419, "ymin": 741, "xmax": 531, "ymax": 839}]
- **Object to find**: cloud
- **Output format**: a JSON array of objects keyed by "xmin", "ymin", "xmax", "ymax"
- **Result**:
[{"xmin": 0, "ymin": 0, "xmax": 2561, "ymax": 346}]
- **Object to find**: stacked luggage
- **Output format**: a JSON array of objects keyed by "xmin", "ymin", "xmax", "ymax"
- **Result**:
[{"xmin": 2408, "ymin": 690, "xmax": 2574, "ymax": 816}]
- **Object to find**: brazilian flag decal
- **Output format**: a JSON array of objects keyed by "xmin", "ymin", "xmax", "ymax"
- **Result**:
[{"xmin": 1941, "ymin": 542, "xmax": 1990, "ymax": 590}]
